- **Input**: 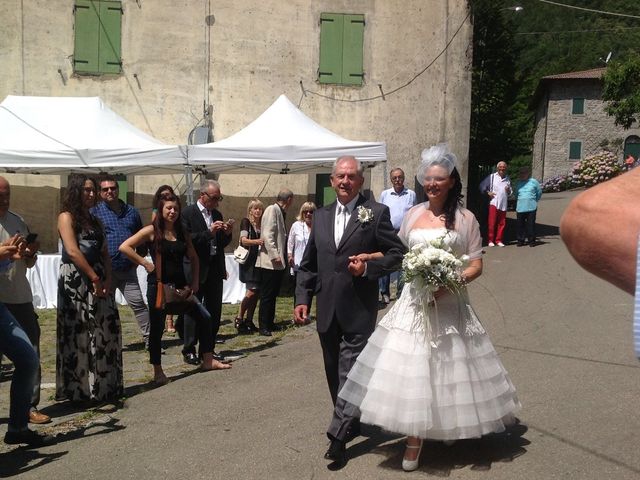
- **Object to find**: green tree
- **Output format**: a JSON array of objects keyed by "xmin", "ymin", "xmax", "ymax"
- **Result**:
[{"xmin": 602, "ymin": 53, "xmax": 640, "ymax": 129}]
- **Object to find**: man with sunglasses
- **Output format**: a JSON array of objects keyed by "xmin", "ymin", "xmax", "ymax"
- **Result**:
[
  {"xmin": 181, "ymin": 179, "xmax": 232, "ymax": 364},
  {"xmin": 92, "ymin": 174, "xmax": 150, "ymax": 348}
]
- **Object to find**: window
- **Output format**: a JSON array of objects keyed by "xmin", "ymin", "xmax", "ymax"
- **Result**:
[
  {"xmin": 318, "ymin": 13, "xmax": 364, "ymax": 86},
  {"xmin": 572, "ymin": 98, "xmax": 585, "ymax": 115},
  {"xmin": 73, "ymin": 0, "xmax": 122, "ymax": 75},
  {"xmin": 569, "ymin": 141, "xmax": 582, "ymax": 160}
]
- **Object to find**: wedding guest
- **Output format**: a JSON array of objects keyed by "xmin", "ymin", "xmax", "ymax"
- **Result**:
[
  {"xmin": 378, "ymin": 168, "xmax": 416, "ymax": 303},
  {"xmin": 287, "ymin": 202, "xmax": 316, "ymax": 317},
  {"xmin": 119, "ymin": 193, "xmax": 230, "ymax": 385},
  {"xmin": 479, "ymin": 161, "xmax": 511, "ymax": 247},
  {"xmin": 56, "ymin": 174, "xmax": 123, "ymax": 404},
  {"xmin": 235, "ymin": 199, "xmax": 264, "ymax": 334},
  {"xmin": 515, "ymin": 167, "xmax": 542, "ymax": 247},
  {"xmin": 338, "ymin": 144, "xmax": 520, "ymax": 472},
  {"xmin": 256, "ymin": 189, "xmax": 293, "ymax": 336},
  {"xmin": 0, "ymin": 176, "xmax": 50, "ymax": 424},
  {"xmin": 92, "ymin": 175, "xmax": 150, "ymax": 346},
  {"xmin": 1, "ymin": 236, "xmax": 52, "ymax": 446},
  {"xmin": 151, "ymin": 185, "xmax": 177, "ymax": 335},
  {"xmin": 181, "ymin": 180, "xmax": 233, "ymax": 362}
]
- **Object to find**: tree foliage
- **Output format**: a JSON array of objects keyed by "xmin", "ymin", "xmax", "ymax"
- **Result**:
[{"xmin": 602, "ymin": 53, "xmax": 640, "ymax": 129}]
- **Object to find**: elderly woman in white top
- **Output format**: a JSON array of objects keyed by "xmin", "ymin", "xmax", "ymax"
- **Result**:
[{"xmin": 287, "ymin": 202, "xmax": 316, "ymax": 310}]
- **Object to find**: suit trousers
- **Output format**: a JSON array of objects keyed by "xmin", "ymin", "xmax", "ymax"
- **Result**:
[
  {"xmin": 319, "ymin": 318, "xmax": 373, "ymax": 442},
  {"xmin": 183, "ymin": 269, "xmax": 223, "ymax": 356},
  {"xmin": 258, "ymin": 268, "xmax": 285, "ymax": 331}
]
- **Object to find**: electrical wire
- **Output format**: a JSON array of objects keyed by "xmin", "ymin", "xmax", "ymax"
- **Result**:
[
  {"xmin": 536, "ymin": 0, "xmax": 640, "ymax": 20},
  {"xmin": 304, "ymin": 10, "xmax": 471, "ymax": 103},
  {"xmin": 517, "ymin": 25, "xmax": 640, "ymax": 35}
]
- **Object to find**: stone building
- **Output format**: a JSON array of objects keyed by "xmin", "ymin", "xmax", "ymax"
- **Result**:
[
  {"xmin": 531, "ymin": 67, "xmax": 640, "ymax": 181},
  {"xmin": 1, "ymin": 0, "xmax": 472, "ymax": 252}
]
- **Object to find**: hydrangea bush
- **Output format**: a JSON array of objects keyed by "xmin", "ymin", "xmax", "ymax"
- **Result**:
[{"xmin": 542, "ymin": 150, "xmax": 623, "ymax": 193}]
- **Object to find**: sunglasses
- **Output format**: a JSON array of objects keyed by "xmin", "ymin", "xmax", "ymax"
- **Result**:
[
  {"xmin": 303, "ymin": 210, "xmax": 314, "ymax": 215},
  {"xmin": 202, "ymin": 192, "xmax": 223, "ymax": 201},
  {"xmin": 101, "ymin": 186, "xmax": 118, "ymax": 192}
]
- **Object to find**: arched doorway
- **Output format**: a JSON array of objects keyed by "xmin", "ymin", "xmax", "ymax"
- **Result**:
[{"xmin": 624, "ymin": 135, "xmax": 640, "ymax": 161}]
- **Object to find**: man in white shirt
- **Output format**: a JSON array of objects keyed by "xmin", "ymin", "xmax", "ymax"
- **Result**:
[
  {"xmin": 480, "ymin": 161, "xmax": 511, "ymax": 247},
  {"xmin": 378, "ymin": 168, "xmax": 416, "ymax": 303}
]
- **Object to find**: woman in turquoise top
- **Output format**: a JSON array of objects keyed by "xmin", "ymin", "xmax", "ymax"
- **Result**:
[{"xmin": 515, "ymin": 166, "xmax": 542, "ymax": 247}]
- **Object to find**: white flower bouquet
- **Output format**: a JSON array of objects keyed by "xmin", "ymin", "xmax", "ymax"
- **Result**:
[{"xmin": 401, "ymin": 235, "xmax": 469, "ymax": 294}]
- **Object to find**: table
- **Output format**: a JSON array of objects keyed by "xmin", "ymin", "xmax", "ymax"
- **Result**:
[{"xmin": 27, "ymin": 254, "xmax": 246, "ymax": 309}]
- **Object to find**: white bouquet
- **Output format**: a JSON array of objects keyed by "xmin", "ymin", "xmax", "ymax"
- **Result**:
[{"xmin": 402, "ymin": 235, "xmax": 469, "ymax": 294}]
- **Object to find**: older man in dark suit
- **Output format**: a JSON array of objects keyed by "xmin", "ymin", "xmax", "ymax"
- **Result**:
[
  {"xmin": 181, "ymin": 179, "xmax": 232, "ymax": 364},
  {"xmin": 294, "ymin": 156, "xmax": 405, "ymax": 468}
]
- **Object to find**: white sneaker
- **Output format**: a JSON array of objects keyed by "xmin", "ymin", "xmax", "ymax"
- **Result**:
[
  {"xmin": 497, "ymin": 242, "xmax": 505, "ymax": 247},
  {"xmin": 488, "ymin": 242, "xmax": 495, "ymax": 247}
]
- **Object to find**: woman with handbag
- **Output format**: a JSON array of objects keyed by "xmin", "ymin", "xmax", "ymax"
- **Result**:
[
  {"xmin": 120, "ymin": 193, "xmax": 230, "ymax": 385},
  {"xmin": 56, "ymin": 174, "xmax": 123, "ymax": 404},
  {"xmin": 234, "ymin": 199, "xmax": 264, "ymax": 334}
]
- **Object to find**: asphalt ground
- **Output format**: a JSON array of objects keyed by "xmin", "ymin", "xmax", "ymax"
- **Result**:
[{"xmin": 1, "ymin": 190, "xmax": 639, "ymax": 479}]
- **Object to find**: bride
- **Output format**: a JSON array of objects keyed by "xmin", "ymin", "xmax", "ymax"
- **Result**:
[{"xmin": 338, "ymin": 144, "xmax": 521, "ymax": 472}]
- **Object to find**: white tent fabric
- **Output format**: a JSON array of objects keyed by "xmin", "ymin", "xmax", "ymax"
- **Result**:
[
  {"xmin": 188, "ymin": 95, "xmax": 386, "ymax": 174},
  {"xmin": 0, "ymin": 96, "xmax": 187, "ymax": 174}
]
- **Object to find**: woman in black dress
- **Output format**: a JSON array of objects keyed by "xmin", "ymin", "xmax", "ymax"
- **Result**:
[{"xmin": 235, "ymin": 199, "xmax": 264, "ymax": 334}]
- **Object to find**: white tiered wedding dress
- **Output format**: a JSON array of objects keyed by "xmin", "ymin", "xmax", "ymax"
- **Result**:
[{"xmin": 338, "ymin": 224, "xmax": 521, "ymax": 441}]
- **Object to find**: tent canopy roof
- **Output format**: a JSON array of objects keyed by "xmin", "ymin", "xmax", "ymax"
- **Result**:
[
  {"xmin": 188, "ymin": 95, "xmax": 386, "ymax": 174},
  {"xmin": 0, "ymin": 95, "xmax": 187, "ymax": 174}
]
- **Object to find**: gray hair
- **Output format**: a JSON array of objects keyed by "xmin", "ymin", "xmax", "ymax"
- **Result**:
[
  {"xmin": 276, "ymin": 188, "xmax": 294, "ymax": 202},
  {"xmin": 331, "ymin": 156, "xmax": 364, "ymax": 177},
  {"xmin": 415, "ymin": 143, "xmax": 458, "ymax": 184},
  {"xmin": 200, "ymin": 179, "xmax": 220, "ymax": 192}
]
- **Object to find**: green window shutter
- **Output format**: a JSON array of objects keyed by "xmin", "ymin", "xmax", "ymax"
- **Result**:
[
  {"xmin": 572, "ymin": 98, "xmax": 584, "ymax": 115},
  {"xmin": 569, "ymin": 141, "xmax": 582, "ymax": 160},
  {"xmin": 341, "ymin": 14, "xmax": 364, "ymax": 85},
  {"xmin": 319, "ymin": 13, "xmax": 343, "ymax": 84},
  {"xmin": 74, "ymin": 0, "xmax": 100, "ymax": 73},
  {"xmin": 99, "ymin": 1, "xmax": 122, "ymax": 73}
]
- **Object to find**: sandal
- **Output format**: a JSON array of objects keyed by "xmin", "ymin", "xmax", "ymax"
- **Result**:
[{"xmin": 235, "ymin": 317, "xmax": 251, "ymax": 335}]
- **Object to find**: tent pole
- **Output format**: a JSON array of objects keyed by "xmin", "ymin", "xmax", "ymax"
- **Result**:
[{"xmin": 185, "ymin": 165, "xmax": 194, "ymax": 205}]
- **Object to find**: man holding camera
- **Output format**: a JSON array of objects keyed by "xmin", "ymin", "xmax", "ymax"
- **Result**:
[{"xmin": 0, "ymin": 176, "xmax": 50, "ymax": 425}]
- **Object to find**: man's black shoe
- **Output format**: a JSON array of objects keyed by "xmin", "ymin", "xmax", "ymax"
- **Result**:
[
  {"xmin": 183, "ymin": 353, "xmax": 200, "ymax": 365},
  {"xmin": 324, "ymin": 438, "xmax": 347, "ymax": 468},
  {"xmin": 259, "ymin": 328, "xmax": 272, "ymax": 337},
  {"xmin": 4, "ymin": 429, "xmax": 54, "ymax": 447}
]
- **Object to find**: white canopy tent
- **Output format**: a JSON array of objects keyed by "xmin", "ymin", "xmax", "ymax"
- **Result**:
[
  {"xmin": 188, "ymin": 95, "xmax": 387, "ymax": 174},
  {"xmin": 0, "ymin": 95, "xmax": 187, "ymax": 175}
]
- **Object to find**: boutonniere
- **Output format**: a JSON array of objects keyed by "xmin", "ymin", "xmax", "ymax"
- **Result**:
[{"xmin": 357, "ymin": 205, "xmax": 374, "ymax": 224}]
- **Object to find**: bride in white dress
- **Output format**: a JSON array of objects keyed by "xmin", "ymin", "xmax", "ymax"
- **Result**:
[{"xmin": 338, "ymin": 144, "xmax": 520, "ymax": 471}]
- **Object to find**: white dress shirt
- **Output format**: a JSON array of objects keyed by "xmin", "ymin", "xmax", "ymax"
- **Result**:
[{"xmin": 334, "ymin": 197, "xmax": 359, "ymax": 247}]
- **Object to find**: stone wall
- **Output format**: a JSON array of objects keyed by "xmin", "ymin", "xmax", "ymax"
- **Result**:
[{"xmin": 533, "ymin": 79, "xmax": 640, "ymax": 180}]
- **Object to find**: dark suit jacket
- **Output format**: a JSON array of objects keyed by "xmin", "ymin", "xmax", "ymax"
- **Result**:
[
  {"xmin": 182, "ymin": 203, "xmax": 231, "ymax": 284},
  {"xmin": 295, "ymin": 194, "xmax": 406, "ymax": 334}
]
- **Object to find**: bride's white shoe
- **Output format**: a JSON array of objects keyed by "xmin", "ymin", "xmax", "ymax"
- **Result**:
[{"xmin": 402, "ymin": 440, "xmax": 423, "ymax": 472}]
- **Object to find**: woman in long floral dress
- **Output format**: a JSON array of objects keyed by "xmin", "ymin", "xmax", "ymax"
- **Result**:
[{"xmin": 56, "ymin": 174, "xmax": 123, "ymax": 404}]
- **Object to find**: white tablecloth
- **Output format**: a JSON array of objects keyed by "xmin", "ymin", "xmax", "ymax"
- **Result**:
[{"xmin": 27, "ymin": 254, "xmax": 246, "ymax": 309}]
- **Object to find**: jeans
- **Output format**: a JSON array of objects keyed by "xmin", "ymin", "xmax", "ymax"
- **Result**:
[
  {"xmin": 112, "ymin": 268, "xmax": 150, "ymax": 345},
  {"xmin": 0, "ymin": 302, "xmax": 38, "ymax": 431},
  {"xmin": 378, "ymin": 271, "xmax": 404, "ymax": 299}
]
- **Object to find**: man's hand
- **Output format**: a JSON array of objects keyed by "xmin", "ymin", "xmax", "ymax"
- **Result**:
[
  {"xmin": 272, "ymin": 257, "xmax": 283, "ymax": 268},
  {"xmin": 294, "ymin": 304, "xmax": 309, "ymax": 324},
  {"xmin": 210, "ymin": 220, "xmax": 225, "ymax": 234},
  {"xmin": 347, "ymin": 253, "xmax": 368, "ymax": 277}
]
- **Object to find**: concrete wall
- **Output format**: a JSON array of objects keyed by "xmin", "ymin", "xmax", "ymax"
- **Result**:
[
  {"xmin": 1, "ymin": 0, "xmax": 472, "ymax": 252},
  {"xmin": 532, "ymin": 80, "xmax": 640, "ymax": 180}
]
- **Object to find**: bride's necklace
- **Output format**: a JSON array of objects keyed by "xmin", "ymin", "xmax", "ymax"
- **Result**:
[{"xmin": 424, "ymin": 209, "xmax": 446, "ymax": 226}]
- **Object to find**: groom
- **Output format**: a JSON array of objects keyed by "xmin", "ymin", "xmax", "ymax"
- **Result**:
[{"xmin": 294, "ymin": 156, "xmax": 405, "ymax": 467}]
